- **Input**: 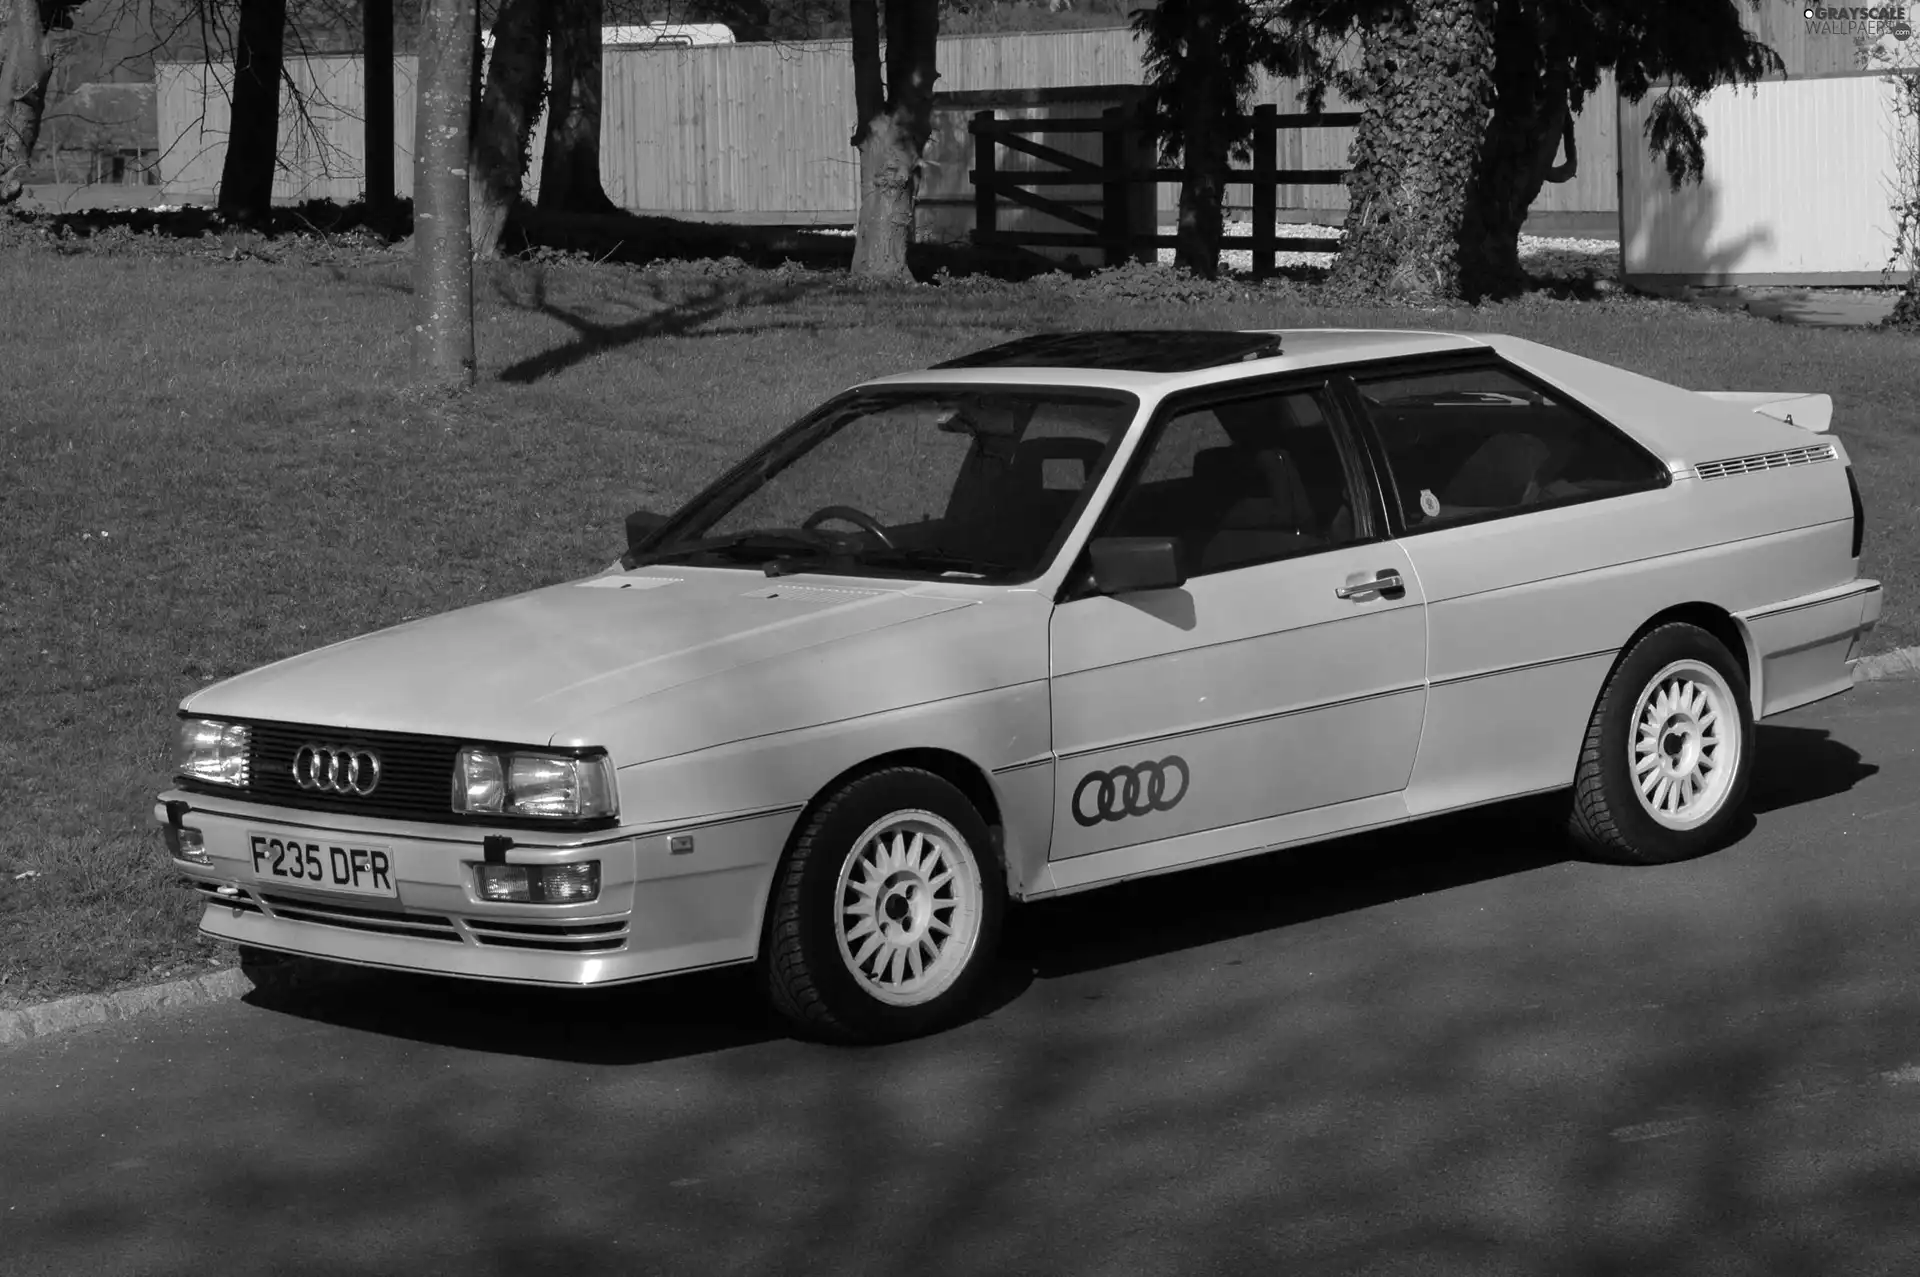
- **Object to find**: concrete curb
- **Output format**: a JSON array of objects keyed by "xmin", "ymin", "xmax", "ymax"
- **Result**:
[
  {"xmin": 5, "ymin": 644, "xmax": 1917, "ymax": 1048},
  {"xmin": 0, "ymin": 967, "xmax": 254, "ymax": 1047},
  {"xmin": 0, "ymin": 955, "xmax": 353, "ymax": 1049},
  {"xmin": 1859, "ymin": 645, "xmax": 1920, "ymax": 681}
]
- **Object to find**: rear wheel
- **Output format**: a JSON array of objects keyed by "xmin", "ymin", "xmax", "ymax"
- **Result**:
[
  {"xmin": 762, "ymin": 767, "xmax": 1005, "ymax": 1043},
  {"xmin": 1568, "ymin": 622, "xmax": 1755, "ymax": 865}
]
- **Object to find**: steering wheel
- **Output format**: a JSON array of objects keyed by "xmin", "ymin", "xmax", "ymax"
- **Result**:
[{"xmin": 800, "ymin": 504, "xmax": 895, "ymax": 548}]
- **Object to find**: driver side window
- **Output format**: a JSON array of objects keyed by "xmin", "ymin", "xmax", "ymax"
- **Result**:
[{"xmin": 1102, "ymin": 387, "xmax": 1363, "ymax": 576}]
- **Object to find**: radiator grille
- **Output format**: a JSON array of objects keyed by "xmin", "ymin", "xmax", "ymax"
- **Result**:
[
  {"xmin": 240, "ymin": 721, "xmax": 458, "ymax": 823},
  {"xmin": 1694, "ymin": 444, "xmax": 1836, "ymax": 480}
]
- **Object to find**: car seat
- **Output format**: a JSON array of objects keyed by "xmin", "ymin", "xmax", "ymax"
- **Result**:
[
  {"xmin": 1440, "ymin": 432, "xmax": 1554, "ymax": 510},
  {"xmin": 1193, "ymin": 446, "xmax": 1319, "ymax": 571},
  {"xmin": 942, "ymin": 433, "xmax": 1109, "ymax": 563}
]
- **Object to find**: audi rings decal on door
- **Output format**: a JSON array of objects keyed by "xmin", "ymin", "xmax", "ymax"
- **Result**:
[
  {"xmin": 1071, "ymin": 756, "xmax": 1190, "ymax": 827},
  {"xmin": 291, "ymin": 745, "xmax": 382, "ymax": 796}
]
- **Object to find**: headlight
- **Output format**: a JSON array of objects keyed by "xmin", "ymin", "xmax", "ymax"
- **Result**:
[
  {"xmin": 451, "ymin": 747, "xmax": 617, "ymax": 820},
  {"xmin": 176, "ymin": 719, "xmax": 251, "ymax": 787}
]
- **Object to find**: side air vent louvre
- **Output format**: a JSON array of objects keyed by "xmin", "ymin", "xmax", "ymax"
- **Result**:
[{"xmin": 1694, "ymin": 444, "xmax": 1836, "ymax": 481}]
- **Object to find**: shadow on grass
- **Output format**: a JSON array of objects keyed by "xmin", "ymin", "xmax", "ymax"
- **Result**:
[{"xmin": 490, "ymin": 270, "xmax": 830, "ymax": 384}]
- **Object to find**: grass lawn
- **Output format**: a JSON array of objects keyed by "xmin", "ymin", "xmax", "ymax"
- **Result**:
[{"xmin": 2, "ymin": 241, "xmax": 1915, "ymax": 1009}]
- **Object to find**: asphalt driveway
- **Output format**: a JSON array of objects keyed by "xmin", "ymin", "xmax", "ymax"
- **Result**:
[{"xmin": 4, "ymin": 680, "xmax": 1918, "ymax": 1277}]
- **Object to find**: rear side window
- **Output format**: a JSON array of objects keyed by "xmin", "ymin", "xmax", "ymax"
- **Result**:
[{"xmin": 1351, "ymin": 365, "xmax": 1667, "ymax": 532}]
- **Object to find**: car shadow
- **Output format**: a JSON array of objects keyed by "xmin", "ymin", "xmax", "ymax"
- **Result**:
[
  {"xmin": 1005, "ymin": 792, "xmax": 1577, "ymax": 981},
  {"xmin": 240, "ymin": 961, "xmax": 785, "ymax": 1065},
  {"xmin": 1009, "ymin": 719, "xmax": 1878, "ymax": 980},
  {"xmin": 241, "ymin": 721, "xmax": 1876, "ymax": 1063},
  {"xmin": 1745, "ymin": 721, "xmax": 1878, "ymax": 815}
]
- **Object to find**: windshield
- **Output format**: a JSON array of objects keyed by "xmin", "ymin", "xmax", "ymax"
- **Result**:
[{"xmin": 635, "ymin": 387, "xmax": 1140, "ymax": 582}]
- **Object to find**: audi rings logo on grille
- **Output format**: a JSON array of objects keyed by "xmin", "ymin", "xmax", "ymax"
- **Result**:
[
  {"xmin": 1071, "ymin": 756, "xmax": 1190, "ymax": 827},
  {"xmin": 291, "ymin": 744, "xmax": 382, "ymax": 796}
]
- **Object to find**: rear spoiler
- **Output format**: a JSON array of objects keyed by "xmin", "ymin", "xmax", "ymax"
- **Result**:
[{"xmin": 1697, "ymin": 391, "xmax": 1832, "ymax": 433}]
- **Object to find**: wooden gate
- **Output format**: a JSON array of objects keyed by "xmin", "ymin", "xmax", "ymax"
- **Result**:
[{"xmin": 968, "ymin": 102, "xmax": 1363, "ymax": 275}]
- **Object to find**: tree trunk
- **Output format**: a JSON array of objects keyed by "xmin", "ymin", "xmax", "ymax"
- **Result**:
[
  {"xmin": 538, "ymin": 0, "xmax": 615, "ymax": 214},
  {"xmin": 1170, "ymin": 0, "xmax": 1232, "ymax": 277},
  {"xmin": 470, "ymin": 0, "xmax": 547, "ymax": 257},
  {"xmin": 1330, "ymin": 0, "xmax": 1496, "ymax": 301},
  {"xmin": 411, "ymin": 0, "xmax": 475, "ymax": 389},
  {"xmin": 849, "ymin": 0, "xmax": 937, "ymax": 281},
  {"xmin": 1457, "ymin": 0, "xmax": 1574, "ymax": 297},
  {"xmin": 851, "ymin": 113, "xmax": 920, "ymax": 279},
  {"xmin": 217, "ymin": 0, "xmax": 288, "ymax": 225},
  {"xmin": 0, "ymin": 0, "xmax": 55, "ymax": 205},
  {"xmin": 363, "ymin": 0, "xmax": 393, "ymax": 220}
]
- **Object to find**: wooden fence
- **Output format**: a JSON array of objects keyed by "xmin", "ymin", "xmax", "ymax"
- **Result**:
[
  {"xmin": 970, "ymin": 102, "xmax": 1362, "ymax": 272},
  {"xmin": 156, "ymin": 26, "xmax": 1621, "ymax": 226}
]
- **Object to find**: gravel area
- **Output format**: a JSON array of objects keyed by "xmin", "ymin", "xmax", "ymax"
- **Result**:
[{"xmin": 1152, "ymin": 220, "xmax": 1620, "ymax": 279}]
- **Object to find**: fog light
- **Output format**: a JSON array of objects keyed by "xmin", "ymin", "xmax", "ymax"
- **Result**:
[
  {"xmin": 164, "ymin": 825, "xmax": 210, "ymax": 866},
  {"xmin": 471, "ymin": 861, "xmax": 600, "ymax": 904}
]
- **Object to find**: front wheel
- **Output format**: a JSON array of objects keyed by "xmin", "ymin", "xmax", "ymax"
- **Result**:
[
  {"xmin": 1568, "ymin": 622, "xmax": 1756, "ymax": 865},
  {"xmin": 762, "ymin": 767, "xmax": 1005, "ymax": 1043}
]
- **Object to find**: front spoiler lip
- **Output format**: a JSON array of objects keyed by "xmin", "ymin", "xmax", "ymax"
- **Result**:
[
  {"xmin": 196, "ymin": 892, "xmax": 757, "ymax": 989},
  {"xmin": 216, "ymin": 935, "xmax": 754, "ymax": 991}
]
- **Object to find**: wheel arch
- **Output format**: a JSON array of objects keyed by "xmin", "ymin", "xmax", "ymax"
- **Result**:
[
  {"xmin": 1608, "ymin": 601, "xmax": 1759, "ymax": 718},
  {"xmin": 752, "ymin": 746, "xmax": 1013, "ymax": 960}
]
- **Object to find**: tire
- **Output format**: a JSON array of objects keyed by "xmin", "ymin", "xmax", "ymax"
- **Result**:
[
  {"xmin": 1568, "ymin": 622, "xmax": 1756, "ymax": 865},
  {"xmin": 762, "ymin": 767, "xmax": 1006, "ymax": 1044}
]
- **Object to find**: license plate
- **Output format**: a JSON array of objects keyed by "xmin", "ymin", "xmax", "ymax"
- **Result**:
[{"xmin": 247, "ymin": 832, "xmax": 397, "ymax": 898}]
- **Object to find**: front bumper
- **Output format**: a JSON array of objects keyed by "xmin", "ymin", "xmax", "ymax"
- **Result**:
[{"xmin": 154, "ymin": 789, "xmax": 795, "ymax": 987}]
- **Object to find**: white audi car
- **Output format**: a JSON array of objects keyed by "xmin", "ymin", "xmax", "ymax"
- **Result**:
[{"xmin": 156, "ymin": 329, "xmax": 1882, "ymax": 1042}]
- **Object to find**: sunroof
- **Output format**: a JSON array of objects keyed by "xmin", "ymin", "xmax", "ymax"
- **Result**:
[{"xmin": 932, "ymin": 330, "xmax": 1284, "ymax": 373}]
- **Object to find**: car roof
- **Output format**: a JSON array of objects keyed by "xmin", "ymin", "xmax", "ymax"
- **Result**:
[
  {"xmin": 851, "ymin": 328, "xmax": 1817, "ymax": 467},
  {"xmin": 861, "ymin": 328, "xmax": 1493, "ymax": 393}
]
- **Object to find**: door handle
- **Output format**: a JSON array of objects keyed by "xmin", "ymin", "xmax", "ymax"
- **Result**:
[{"xmin": 1335, "ymin": 570, "xmax": 1406, "ymax": 600}]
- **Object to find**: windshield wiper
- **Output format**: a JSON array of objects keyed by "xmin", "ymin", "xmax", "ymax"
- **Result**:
[
  {"xmin": 762, "ymin": 544, "xmax": 1017, "ymax": 579},
  {"xmin": 628, "ymin": 529, "xmax": 837, "ymax": 569},
  {"xmin": 639, "ymin": 531, "xmax": 1014, "ymax": 579},
  {"xmin": 846, "ymin": 547, "xmax": 1015, "ymax": 576}
]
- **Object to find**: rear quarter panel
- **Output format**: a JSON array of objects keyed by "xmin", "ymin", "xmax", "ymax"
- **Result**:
[{"xmin": 1397, "ymin": 371, "xmax": 1859, "ymax": 814}]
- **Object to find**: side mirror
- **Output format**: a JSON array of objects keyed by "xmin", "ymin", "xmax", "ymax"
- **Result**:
[
  {"xmin": 622, "ymin": 509, "xmax": 670, "ymax": 566},
  {"xmin": 1087, "ymin": 536, "xmax": 1186, "ymax": 595}
]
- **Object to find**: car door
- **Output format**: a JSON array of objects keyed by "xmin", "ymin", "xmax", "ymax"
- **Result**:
[{"xmin": 1045, "ymin": 379, "xmax": 1429, "ymax": 883}]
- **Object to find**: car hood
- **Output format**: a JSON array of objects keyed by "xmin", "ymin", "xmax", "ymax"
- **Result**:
[{"xmin": 183, "ymin": 568, "xmax": 978, "ymax": 745}]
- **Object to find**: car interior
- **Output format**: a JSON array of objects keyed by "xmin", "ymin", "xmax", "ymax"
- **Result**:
[
  {"xmin": 1098, "ymin": 393, "xmax": 1360, "ymax": 575},
  {"xmin": 933, "ymin": 431, "xmax": 1115, "ymax": 569},
  {"xmin": 1359, "ymin": 386, "xmax": 1667, "ymax": 526}
]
